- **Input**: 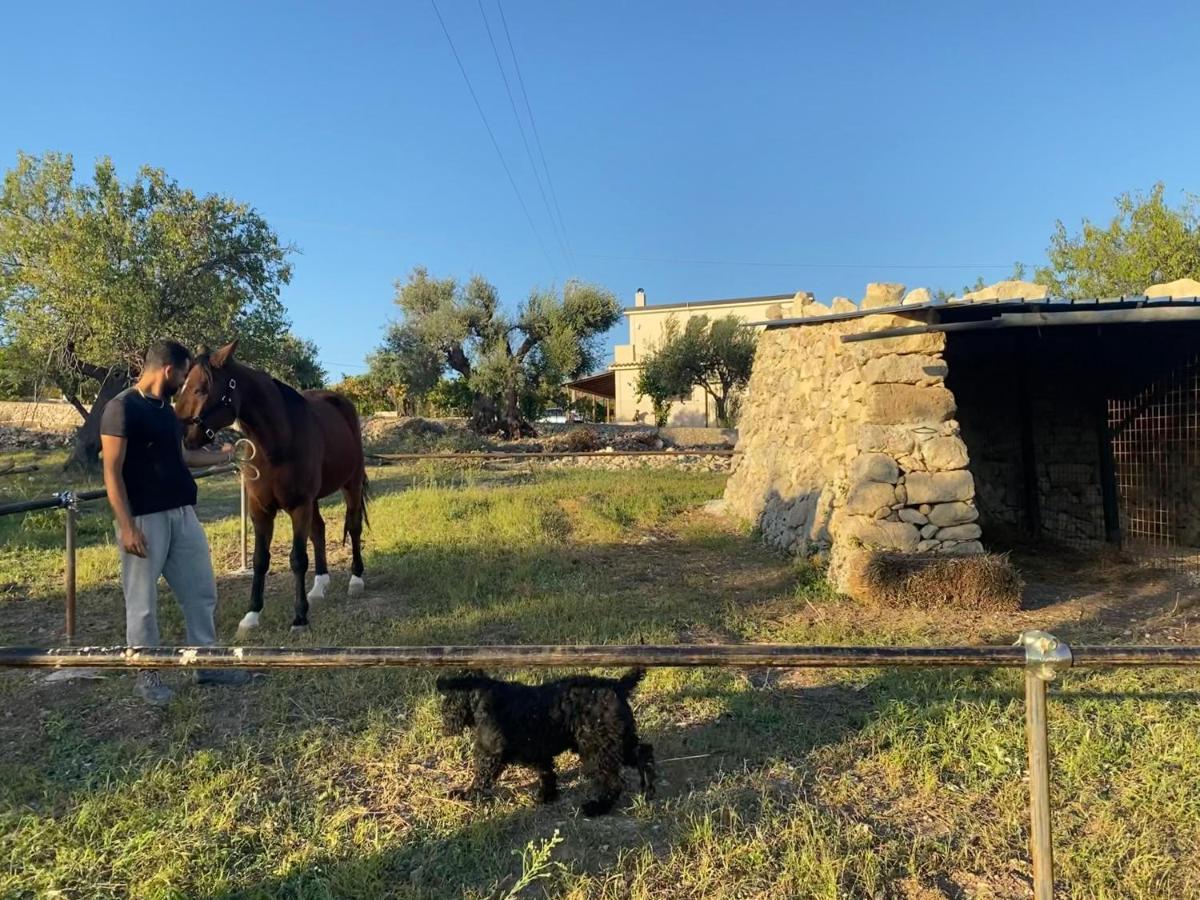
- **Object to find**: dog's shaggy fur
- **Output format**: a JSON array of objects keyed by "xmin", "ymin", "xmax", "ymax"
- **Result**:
[{"xmin": 435, "ymin": 668, "xmax": 655, "ymax": 816}]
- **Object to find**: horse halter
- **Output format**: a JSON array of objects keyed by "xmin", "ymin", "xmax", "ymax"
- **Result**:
[{"xmin": 182, "ymin": 376, "xmax": 238, "ymax": 442}]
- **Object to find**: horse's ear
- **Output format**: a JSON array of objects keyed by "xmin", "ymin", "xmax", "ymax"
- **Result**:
[{"xmin": 211, "ymin": 340, "xmax": 238, "ymax": 368}]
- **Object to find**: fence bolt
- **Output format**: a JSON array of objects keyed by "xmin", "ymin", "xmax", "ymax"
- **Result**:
[{"xmin": 1020, "ymin": 630, "xmax": 1072, "ymax": 900}]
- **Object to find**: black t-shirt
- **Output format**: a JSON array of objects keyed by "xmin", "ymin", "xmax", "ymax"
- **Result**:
[{"xmin": 100, "ymin": 389, "xmax": 198, "ymax": 517}]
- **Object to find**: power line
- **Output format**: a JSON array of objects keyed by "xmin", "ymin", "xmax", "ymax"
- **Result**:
[
  {"xmin": 583, "ymin": 253, "xmax": 1019, "ymax": 270},
  {"xmin": 476, "ymin": 0, "xmax": 572, "ymax": 272},
  {"xmin": 496, "ymin": 0, "xmax": 577, "ymax": 273},
  {"xmin": 429, "ymin": 0, "xmax": 558, "ymax": 278}
]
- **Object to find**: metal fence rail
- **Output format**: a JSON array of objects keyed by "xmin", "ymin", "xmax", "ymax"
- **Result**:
[
  {"xmin": 0, "ymin": 464, "xmax": 238, "ymax": 643},
  {"xmin": 367, "ymin": 449, "xmax": 737, "ymax": 462},
  {"xmin": 4, "ymin": 632, "xmax": 1198, "ymax": 898}
]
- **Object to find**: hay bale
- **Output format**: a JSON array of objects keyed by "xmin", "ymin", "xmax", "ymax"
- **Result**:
[{"xmin": 845, "ymin": 550, "xmax": 1023, "ymax": 611}]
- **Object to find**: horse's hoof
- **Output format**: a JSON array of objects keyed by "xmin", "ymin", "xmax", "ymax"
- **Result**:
[
  {"xmin": 307, "ymin": 573, "xmax": 330, "ymax": 602},
  {"xmin": 290, "ymin": 624, "xmax": 309, "ymax": 634},
  {"xmin": 348, "ymin": 575, "xmax": 365, "ymax": 598},
  {"xmin": 236, "ymin": 612, "xmax": 261, "ymax": 636}
]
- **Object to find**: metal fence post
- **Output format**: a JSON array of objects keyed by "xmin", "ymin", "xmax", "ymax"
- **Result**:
[
  {"xmin": 63, "ymin": 495, "xmax": 78, "ymax": 645},
  {"xmin": 1020, "ymin": 630, "xmax": 1072, "ymax": 900},
  {"xmin": 239, "ymin": 468, "xmax": 249, "ymax": 574}
]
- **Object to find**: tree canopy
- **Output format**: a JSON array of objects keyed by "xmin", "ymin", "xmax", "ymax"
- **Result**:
[
  {"xmin": 380, "ymin": 267, "xmax": 619, "ymax": 436},
  {"xmin": 637, "ymin": 314, "xmax": 757, "ymax": 428},
  {"xmin": 0, "ymin": 151, "xmax": 307, "ymax": 465},
  {"xmin": 1035, "ymin": 183, "xmax": 1200, "ymax": 298}
]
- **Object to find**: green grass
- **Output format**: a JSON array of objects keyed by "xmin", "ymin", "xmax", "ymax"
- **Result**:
[{"xmin": 1, "ymin": 462, "xmax": 1199, "ymax": 898}]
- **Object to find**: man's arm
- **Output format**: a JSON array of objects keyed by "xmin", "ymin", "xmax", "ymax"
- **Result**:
[
  {"xmin": 101, "ymin": 434, "xmax": 147, "ymax": 558},
  {"xmin": 183, "ymin": 446, "xmax": 234, "ymax": 468}
]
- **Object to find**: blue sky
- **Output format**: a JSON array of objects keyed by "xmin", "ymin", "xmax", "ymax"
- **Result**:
[{"xmin": 4, "ymin": 1, "xmax": 1199, "ymax": 379}]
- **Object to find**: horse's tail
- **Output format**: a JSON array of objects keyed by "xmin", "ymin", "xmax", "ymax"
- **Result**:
[{"xmin": 323, "ymin": 390, "xmax": 372, "ymax": 540}]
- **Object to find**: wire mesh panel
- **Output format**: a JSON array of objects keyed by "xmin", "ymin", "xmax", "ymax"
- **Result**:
[{"xmin": 1109, "ymin": 354, "xmax": 1200, "ymax": 575}]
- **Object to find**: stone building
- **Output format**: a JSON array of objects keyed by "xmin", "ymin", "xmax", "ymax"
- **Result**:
[{"xmin": 722, "ymin": 278, "xmax": 1200, "ymax": 591}]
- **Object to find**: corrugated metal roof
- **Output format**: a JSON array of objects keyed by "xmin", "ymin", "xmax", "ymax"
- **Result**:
[{"xmin": 753, "ymin": 295, "xmax": 1200, "ymax": 330}]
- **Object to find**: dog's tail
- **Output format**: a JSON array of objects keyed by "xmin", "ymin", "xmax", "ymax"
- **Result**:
[{"xmin": 616, "ymin": 668, "xmax": 647, "ymax": 698}]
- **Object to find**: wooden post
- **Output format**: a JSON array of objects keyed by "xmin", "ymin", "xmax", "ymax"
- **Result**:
[
  {"xmin": 1096, "ymin": 397, "xmax": 1121, "ymax": 545},
  {"xmin": 1017, "ymin": 334, "xmax": 1042, "ymax": 537}
]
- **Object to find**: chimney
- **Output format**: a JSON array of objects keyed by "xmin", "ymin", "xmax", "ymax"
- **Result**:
[{"xmin": 634, "ymin": 287, "xmax": 646, "ymax": 307}]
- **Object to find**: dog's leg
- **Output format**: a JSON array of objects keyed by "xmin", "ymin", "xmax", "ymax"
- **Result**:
[
  {"xmin": 451, "ymin": 752, "xmax": 505, "ymax": 801},
  {"xmin": 636, "ymin": 742, "xmax": 656, "ymax": 800},
  {"xmin": 535, "ymin": 763, "xmax": 559, "ymax": 803},
  {"xmin": 579, "ymin": 735, "xmax": 623, "ymax": 817}
]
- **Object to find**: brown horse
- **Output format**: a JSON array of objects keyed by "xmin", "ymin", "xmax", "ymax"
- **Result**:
[{"xmin": 175, "ymin": 341, "xmax": 369, "ymax": 634}]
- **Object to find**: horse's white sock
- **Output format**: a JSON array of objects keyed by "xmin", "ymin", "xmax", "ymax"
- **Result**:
[
  {"xmin": 308, "ymin": 573, "xmax": 330, "ymax": 601},
  {"xmin": 348, "ymin": 575, "xmax": 365, "ymax": 597},
  {"xmin": 237, "ymin": 611, "xmax": 261, "ymax": 632}
]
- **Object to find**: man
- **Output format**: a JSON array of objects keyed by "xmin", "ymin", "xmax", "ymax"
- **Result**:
[{"xmin": 101, "ymin": 340, "xmax": 250, "ymax": 705}]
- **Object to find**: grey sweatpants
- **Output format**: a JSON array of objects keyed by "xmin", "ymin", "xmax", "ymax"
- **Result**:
[{"xmin": 118, "ymin": 506, "xmax": 217, "ymax": 647}]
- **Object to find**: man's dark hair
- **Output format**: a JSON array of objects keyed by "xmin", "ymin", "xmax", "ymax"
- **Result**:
[{"xmin": 144, "ymin": 341, "xmax": 192, "ymax": 371}]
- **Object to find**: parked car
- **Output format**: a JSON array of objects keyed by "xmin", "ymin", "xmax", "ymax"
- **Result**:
[{"xmin": 537, "ymin": 407, "xmax": 584, "ymax": 424}]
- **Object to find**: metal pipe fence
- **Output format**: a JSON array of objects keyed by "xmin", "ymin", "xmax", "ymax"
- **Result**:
[
  {"xmin": 0, "ymin": 464, "xmax": 238, "ymax": 644},
  {"xmin": 2, "ymin": 632, "xmax": 1194, "ymax": 898},
  {"xmin": 367, "ymin": 449, "xmax": 737, "ymax": 462},
  {"xmin": 0, "ymin": 448, "xmax": 736, "ymax": 645}
]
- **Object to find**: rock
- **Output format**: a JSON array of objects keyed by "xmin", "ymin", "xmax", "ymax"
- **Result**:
[
  {"xmin": 864, "ymin": 384, "xmax": 956, "ymax": 425},
  {"xmin": 863, "ymin": 354, "xmax": 948, "ymax": 385},
  {"xmin": 831, "ymin": 296, "xmax": 858, "ymax": 313},
  {"xmin": 917, "ymin": 539, "xmax": 941, "ymax": 552},
  {"xmin": 899, "ymin": 508, "xmax": 928, "ymax": 525},
  {"xmin": 902, "ymin": 287, "xmax": 934, "ymax": 306},
  {"xmin": 861, "ymin": 282, "xmax": 906, "ymax": 309},
  {"xmin": 919, "ymin": 504, "xmax": 933, "ymax": 515},
  {"xmin": 857, "ymin": 424, "xmax": 916, "ymax": 458},
  {"xmin": 850, "ymin": 452, "xmax": 900, "ymax": 485},
  {"xmin": 905, "ymin": 470, "xmax": 975, "ymax": 505},
  {"xmin": 764, "ymin": 303, "xmax": 784, "ymax": 320},
  {"xmin": 937, "ymin": 523, "xmax": 982, "ymax": 541},
  {"xmin": 962, "ymin": 279, "xmax": 1050, "ymax": 303},
  {"xmin": 920, "ymin": 435, "xmax": 970, "ymax": 471},
  {"xmin": 927, "ymin": 501, "xmax": 979, "ymax": 527},
  {"xmin": 803, "ymin": 301, "xmax": 834, "ymax": 317},
  {"xmin": 793, "ymin": 290, "xmax": 815, "ymax": 306},
  {"xmin": 846, "ymin": 481, "xmax": 901, "ymax": 516},
  {"xmin": 701, "ymin": 499, "xmax": 728, "ymax": 517},
  {"xmin": 941, "ymin": 540, "xmax": 984, "ymax": 556},
  {"xmin": 921, "ymin": 523, "xmax": 940, "ymax": 539},
  {"xmin": 842, "ymin": 517, "xmax": 920, "ymax": 552},
  {"xmin": 1145, "ymin": 278, "xmax": 1200, "ymax": 299},
  {"xmin": 894, "ymin": 483, "xmax": 907, "ymax": 505},
  {"xmin": 873, "ymin": 506, "xmax": 891, "ymax": 520}
]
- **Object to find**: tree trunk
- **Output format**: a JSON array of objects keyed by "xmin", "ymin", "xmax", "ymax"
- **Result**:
[
  {"xmin": 65, "ymin": 371, "xmax": 131, "ymax": 471},
  {"xmin": 712, "ymin": 393, "xmax": 730, "ymax": 430},
  {"xmin": 501, "ymin": 385, "xmax": 535, "ymax": 439},
  {"xmin": 468, "ymin": 394, "xmax": 501, "ymax": 435}
]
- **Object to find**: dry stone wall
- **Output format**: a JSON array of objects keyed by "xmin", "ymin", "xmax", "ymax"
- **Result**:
[{"xmin": 723, "ymin": 301, "xmax": 984, "ymax": 592}]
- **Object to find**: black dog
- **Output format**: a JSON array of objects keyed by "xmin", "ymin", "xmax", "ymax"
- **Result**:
[{"xmin": 435, "ymin": 668, "xmax": 655, "ymax": 816}]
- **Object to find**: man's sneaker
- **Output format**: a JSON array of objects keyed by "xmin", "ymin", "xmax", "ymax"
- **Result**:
[
  {"xmin": 195, "ymin": 669, "xmax": 257, "ymax": 687},
  {"xmin": 134, "ymin": 670, "xmax": 174, "ymax": 706}
]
